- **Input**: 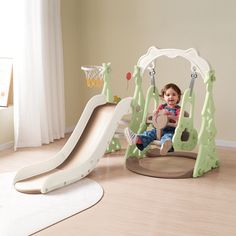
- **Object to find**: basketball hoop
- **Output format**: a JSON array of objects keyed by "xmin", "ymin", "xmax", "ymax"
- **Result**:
[{"xmin": 81, "ymin": 65, "xmax": 104, "ymax": 88}]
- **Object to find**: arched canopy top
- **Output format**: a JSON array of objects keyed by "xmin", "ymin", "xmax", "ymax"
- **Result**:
[{"xmin": 137, "ymin": 46, "xmax": 210, "ymax": 79}]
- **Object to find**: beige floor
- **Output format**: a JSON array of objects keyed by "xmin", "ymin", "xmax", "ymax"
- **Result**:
[{"xmin": 0, "ymin": 137, "xmax": 236, "ymax": 236}]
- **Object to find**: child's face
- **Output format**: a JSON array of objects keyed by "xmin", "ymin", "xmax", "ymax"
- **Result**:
[{"xmin": 163, "ymin": 87, "xmax": 179, "ymax": 106}]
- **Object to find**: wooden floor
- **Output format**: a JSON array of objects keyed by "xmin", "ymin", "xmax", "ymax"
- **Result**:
[{"xmin": 0, "ymin": 137, "xmax": 236, "ymax": 236}]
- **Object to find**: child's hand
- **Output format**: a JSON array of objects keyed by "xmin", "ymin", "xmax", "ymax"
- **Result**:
[
  {"xmin": 167, "ymin": 115, "xmax": 178, "ymax": 123},
  {"xmin": 163, "ymin": 110, "xmax": 171, "ymax": 115}
]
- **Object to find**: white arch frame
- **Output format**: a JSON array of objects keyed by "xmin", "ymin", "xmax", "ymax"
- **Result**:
[{"xmin": 137, "ymin": 46, "xmax": 210, "ymax": 79}]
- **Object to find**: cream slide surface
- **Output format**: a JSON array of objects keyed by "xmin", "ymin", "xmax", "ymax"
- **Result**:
[{"xmin": 14, "ymin": 95, "xmax": 132, "ymax": 194}]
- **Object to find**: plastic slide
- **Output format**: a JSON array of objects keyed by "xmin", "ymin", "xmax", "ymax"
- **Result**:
[{"xmin": 14, "ymin": 94, "xmax": 132, "ymax": 194}]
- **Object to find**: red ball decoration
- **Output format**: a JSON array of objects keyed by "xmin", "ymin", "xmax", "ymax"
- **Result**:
[{"xmin": 126, "ymin": 72, "xmax": 132, "ymax": 80}]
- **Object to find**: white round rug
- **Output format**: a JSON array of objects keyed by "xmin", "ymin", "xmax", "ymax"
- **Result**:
[{"xmin": 0, "ymin": 172, "xmax": 103, "ymax": 236}]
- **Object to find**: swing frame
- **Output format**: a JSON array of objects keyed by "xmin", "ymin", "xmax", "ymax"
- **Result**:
[{"xmin": 125, "ymin": 46, "xmax": 219, "ymax": 178}]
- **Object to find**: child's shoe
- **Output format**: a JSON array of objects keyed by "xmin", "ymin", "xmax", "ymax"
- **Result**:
[
  {"xmin": 124, "ymin": 127, "xmax": 138, "ymax": 145},
  {"xmin": 160, "ymin": 140, "xmax": 172, "ymax": 155}
]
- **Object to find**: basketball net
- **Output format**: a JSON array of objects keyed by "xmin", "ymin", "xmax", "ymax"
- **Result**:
[{"xmin": 81, "ymin": 65, "xmax": 104, "ymax": 88}]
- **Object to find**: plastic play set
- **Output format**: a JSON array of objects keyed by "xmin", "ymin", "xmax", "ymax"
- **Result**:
[
  {"xmin": 125, "ymin": 47, "xmax": 219, "ymax": 178},
  {"xmin": 13, "ymin": 46, "xmax": 219, "ymax": 194}
]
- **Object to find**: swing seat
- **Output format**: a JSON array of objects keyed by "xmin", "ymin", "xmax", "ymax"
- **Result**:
[{"xmin": 150, "ymin": 130, "xmax": 190, "ymax": 149}]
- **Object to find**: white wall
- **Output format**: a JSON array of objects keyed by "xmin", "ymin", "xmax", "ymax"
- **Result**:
[
  {"xmin": 67, "ymin": 0, "xmax": 236, "ymax": 143},
  {"xmin": 1, "ymin": 0, "xmax": 235, "ymax": 147},
  {"xmin": 0, "ymin": 106, "xmax": 13, "ymax": 149}
]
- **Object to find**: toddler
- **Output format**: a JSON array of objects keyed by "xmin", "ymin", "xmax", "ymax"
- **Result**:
[{"xmin": 125, "ymin": 83, "xmax": 181, "ymax": 155}]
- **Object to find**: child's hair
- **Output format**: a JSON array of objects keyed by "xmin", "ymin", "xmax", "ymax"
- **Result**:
[{"xmin": 160, "ymin": 83, "xmax": 182, "ymax": 103}]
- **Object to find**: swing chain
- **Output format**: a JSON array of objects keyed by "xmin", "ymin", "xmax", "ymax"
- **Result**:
[
  {"xmin": 148, "ymin": 67, "xmax": 156, "ymax": 94},
  {"xmin": 189, "ymin": 66, "xmax": 197, "ymax": 97}
]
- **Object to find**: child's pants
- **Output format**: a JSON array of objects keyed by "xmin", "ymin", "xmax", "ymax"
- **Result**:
[{"xmin": 136, "ymin": 127, "xmax": 175, "ymax": 151}]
